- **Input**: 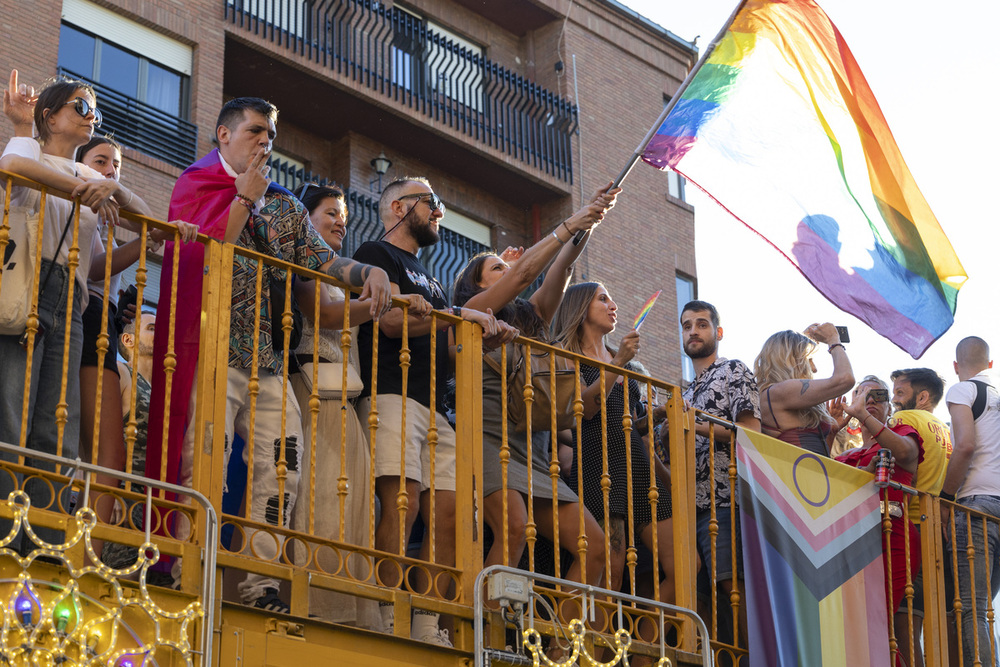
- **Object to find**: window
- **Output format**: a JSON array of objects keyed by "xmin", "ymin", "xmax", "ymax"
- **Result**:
[
  {"xmin": 420, "ymin": 208, "xmax": 490, "ymax": 291},
  {"xmin": 392, "ymin": 7, "xmax": 424, "ymax": 93},
  {"xmin": 662, "ymin": 94, "xmax": 687, "ymax": 202},
  {"xmin": 667, "ymin": 170, "xmax": 686, "ymax": 201},
  {"xmin": 59, "ymin": 23, "xmax": 188, "ymax": 119},
  {"xmin": 267, "ymin": 151, "xmax": 309, "ymax": 193},
  {"xmin": 676, "ymin": 273, "xmax": 696, "ymax": 383},
  {"xmin": 392, "ymin": 6, "xmax": 485, "ymax": 112},
  {"xmin": 57, "ymin": 0, "xmax": 196, "ymax": 167},
  {"xmin": 225, "ymin": 0, "xmax": 308, "ymax": 38}
]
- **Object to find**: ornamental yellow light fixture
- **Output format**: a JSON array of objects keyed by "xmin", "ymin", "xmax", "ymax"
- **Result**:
[{"xmin": 0, "ymin": 490, "xmax": 204, "ymax": 666}]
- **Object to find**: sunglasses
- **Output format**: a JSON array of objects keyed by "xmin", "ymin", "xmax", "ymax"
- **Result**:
[
  {"xmin": 63, "ymin": 97, "xmax": 102, "ymax": 127},
  {"xmin": 295, "ymin": 182, "xmax": 314, "ymax": 203},
  {"xmin": 398, "ymin": 192, "xmax": 445, "ymax": 214}
]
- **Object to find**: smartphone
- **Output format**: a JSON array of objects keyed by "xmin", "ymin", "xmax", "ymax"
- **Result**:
[
  {"xmin": 869, "ymin": 388, "xmax": 888, "ymax": 402},
  {"xmin": 835, "ymin": 325, "xmax": 850, "ymax": 343}
]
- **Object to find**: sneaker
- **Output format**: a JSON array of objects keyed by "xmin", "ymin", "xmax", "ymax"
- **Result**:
[
  {"xmin": 414, "ymin": 627, "xmax": 453, "ymax": 647},
  {"xmin": 252, "ymin": 588, "xmax": 289, "ymax": 614}
]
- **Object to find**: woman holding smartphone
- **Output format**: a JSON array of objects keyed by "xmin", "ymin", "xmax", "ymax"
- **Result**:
[{"xmin": 753, "ymin": 323, "xmax": 855, "ymax": 456}]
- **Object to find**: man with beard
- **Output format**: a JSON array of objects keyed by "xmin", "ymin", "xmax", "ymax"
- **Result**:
[
  {"xmin": 886, "ymin": 367, "xmax": 952, "ymax": 666},
  {"xmin": 353, "ymin": 177, "xmax": 508, "ymax": 645},
  {"xmin": 666, "ymin": 300, "xmax": 760, "ymax": 648},
  {"xmin": 147, "ymin": 97, "xmax": 393, "ymax": 612},
  {"xmin": 889, "ymin": 368, "xmax": 952, "ymax": 518}
]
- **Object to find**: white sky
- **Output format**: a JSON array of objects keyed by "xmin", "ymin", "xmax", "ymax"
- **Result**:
[{"xmin": 620, "ymin": 0, "xmax": 1000, "ymax": 421}]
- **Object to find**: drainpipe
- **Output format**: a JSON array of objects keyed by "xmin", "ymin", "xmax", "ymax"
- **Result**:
[{"xmin": 532, "ymin": 203, "xmax": 541, "ymax": 244}]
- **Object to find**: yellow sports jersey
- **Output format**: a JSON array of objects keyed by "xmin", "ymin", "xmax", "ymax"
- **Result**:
[{"xmin": 888, "ymin": 409, "xmax": 953, "ymax": 523}]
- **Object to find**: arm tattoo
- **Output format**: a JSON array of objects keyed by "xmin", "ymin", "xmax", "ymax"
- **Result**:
[
  {"xmin": 324, "ymin": 257, "xmax": 349, "ymax": 283},
  {"xmin": 799, "ymin": 380, "xmax": 810, "ymax": 395},
  {"xmin": 325, "ymin": 257, "xmax": 368, "ymax": 287},
  {"xmin": 347, "ymin": 262, "xmax": 366, "ymax": 287}
]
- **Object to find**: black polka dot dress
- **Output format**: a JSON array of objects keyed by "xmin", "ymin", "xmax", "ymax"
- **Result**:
[{"xmin": 568, "ymin": 363, "xmax": 672, "ymax": 528}]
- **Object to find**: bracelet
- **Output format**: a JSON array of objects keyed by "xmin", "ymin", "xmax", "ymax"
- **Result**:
[
  {"xmin": 551, "ymin": 230, "xmax": 566, "ymax": 245},
  {"xmin": 234, "ymin": 194, "xmax": 256, "ymax": 214},
  {"xmin": 561, "ymin": 220, "xmax": 574, "ymax": 236},
  {"xmin": 866, "ymin": 414, "xmax": 885, "ymax": 438},
  {"xmin": 939, "ymin": 490, "xmax": 956, "ymax": 502},
  {"xmin": 828, "ymin": 343, "xmax": 845, "ymax": 353}
]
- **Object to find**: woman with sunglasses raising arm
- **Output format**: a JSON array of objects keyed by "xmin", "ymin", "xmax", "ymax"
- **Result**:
[
  {"xmin": 0, "ymin": 70, "xmax": 147, "ymax": 542},
  {"xmin": 753, "ymin": 324, "xmax": 855, "ymax": 456}
]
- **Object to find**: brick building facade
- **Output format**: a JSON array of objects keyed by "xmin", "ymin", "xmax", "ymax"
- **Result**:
[{"xmin": 0, "ymin": 0, "xmax": 698, "ymax": 382}]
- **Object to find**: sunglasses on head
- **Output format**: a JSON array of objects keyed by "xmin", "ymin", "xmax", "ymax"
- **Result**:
[
  {"xmin": 398, "ymin": 192, "xmax": 445, "ymax": 214},
  {"xmin": 295, "ymin": 182, "xmax": 314, "ymax": 203},
  {"xmin": 63, "ymin": 97, "xmax": 102, "ymax": 127}
]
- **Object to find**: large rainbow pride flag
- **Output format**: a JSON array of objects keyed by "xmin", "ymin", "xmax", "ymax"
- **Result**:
[
  {"xmin": 736, "ymin": 428, "xmax": 889, "ymax": 666},
  {"xmin": 642, "ymin": 0, "xmax": 965, "ymax": 357}
]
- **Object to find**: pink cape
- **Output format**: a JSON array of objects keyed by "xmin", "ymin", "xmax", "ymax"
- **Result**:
[{"xmin": 145, "ymin": 149, "xmax": 236, "ymax": 490}]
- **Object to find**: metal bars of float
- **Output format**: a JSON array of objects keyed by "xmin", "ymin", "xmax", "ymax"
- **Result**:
[{"xmin": 223, "ymin": 0, "xmax": 576, "ymax": 183}]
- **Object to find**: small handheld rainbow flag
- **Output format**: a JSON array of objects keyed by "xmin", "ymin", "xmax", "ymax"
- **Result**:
[{"xmin": 633, "ymin": 290, "xmax": 661, "ymax": 331}]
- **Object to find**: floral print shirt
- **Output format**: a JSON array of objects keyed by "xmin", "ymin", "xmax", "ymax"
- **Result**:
[
  {"xmin": 229, "ymin": 191, "xmax": 334, "ymax": 374},
  {"xmin": 681, "ymin": 357, "xmax": 760, "ymax": 510}
]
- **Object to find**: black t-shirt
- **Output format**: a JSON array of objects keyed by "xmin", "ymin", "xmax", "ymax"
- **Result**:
[{"xmin": 353, "ymin": 240, "xmax": 450, "ymax": 413}]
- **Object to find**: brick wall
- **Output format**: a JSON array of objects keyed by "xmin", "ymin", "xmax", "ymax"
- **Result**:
[
  {"xmin": 0, "ymin": 0, "xmax": 63, "ymax": 141},
  {"xmin": 533, "ymin": 0, "xmax": 697, "ymax": 383},
  {"xmin": 0, "ymin": 0, "xmax": 697, "ymax": 383}
]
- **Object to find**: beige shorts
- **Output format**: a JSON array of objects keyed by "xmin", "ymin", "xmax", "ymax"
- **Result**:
[{"xmin": 357, "ymin": 394, "xmax": 457, "ymax": 492}]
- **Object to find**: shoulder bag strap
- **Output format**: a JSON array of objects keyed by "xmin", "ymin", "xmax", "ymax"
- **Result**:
[
  {"xmin": 970, "ymin": 379, "xmax": 992, "ymax": 421},
  {"xmin": 37, "ymin": 199, "xmax": 77, "ymax": 296}
]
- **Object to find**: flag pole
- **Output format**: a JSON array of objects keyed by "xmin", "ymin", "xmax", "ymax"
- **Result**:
[{"xmin": 574, "ymin": 0, "xmax": 749, "ymax": 244}]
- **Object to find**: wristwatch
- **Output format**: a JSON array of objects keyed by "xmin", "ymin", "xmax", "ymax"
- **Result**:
[{"xmin": 452, "ymin": 305, "xmax": 463, "ymax": 318}]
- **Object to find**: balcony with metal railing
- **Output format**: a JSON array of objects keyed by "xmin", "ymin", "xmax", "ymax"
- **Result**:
[
  {"xmin": 58, "ymin": 68, "xmax": 199, "ymax": 170},
  {"xmin": 224, "ymin": 0, "xmax": 577, "ymax": 186}
]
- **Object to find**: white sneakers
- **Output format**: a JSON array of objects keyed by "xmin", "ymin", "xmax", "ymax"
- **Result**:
[
  {"xmin": 414, "ymin": 627, "xmax": 453, "ymax": 647},
  {"xmin": 383, "ymin": 608, "xmax": 453, "ymax": 647}
]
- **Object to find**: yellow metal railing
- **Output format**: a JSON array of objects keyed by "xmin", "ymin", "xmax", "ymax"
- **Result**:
[{"xmin": 2, "ymin": 170, "xmax": 998, "ymax": 666}]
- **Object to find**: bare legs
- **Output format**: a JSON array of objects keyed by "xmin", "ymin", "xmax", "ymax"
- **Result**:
[{"xmin": 483, "ymin": 489, "xmax": 605, "ymax": 587}]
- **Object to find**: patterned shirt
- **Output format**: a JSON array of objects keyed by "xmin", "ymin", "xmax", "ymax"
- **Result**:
[
  {"xmin": 682, "ymin": 357, "xmax": 760, "ymax": 510},
  {"xmin": 229, "ymin": 191, "xmax": 334, "ymax": 373}
]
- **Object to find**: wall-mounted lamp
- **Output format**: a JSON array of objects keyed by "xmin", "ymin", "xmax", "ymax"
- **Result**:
[{"xmin": 369, "ymin": 151, "xmax": 393, "ymax": 193}]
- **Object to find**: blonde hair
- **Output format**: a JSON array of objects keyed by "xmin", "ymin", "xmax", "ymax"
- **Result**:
[
  {"xmin": 834, "ymin": 375, "xmax": 892, "ymax": 451},
  {"xmin": 754, "ymin": 330, "xmax": 833, "ymax": 429},
  {"xmin": 856, "ymin": 374, "xmax": 889, "ymax": 393}
]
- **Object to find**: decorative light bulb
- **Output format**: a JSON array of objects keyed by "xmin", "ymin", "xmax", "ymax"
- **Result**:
[
  {"xmin": 55, "ymin": 607, "xmax": 71, "ymax": 632},
  {"xmin": 86, "ymin": 629, "xmax": 101, "ymax": 654},
  {"xmin": 15, "ymin": 595, "xmax": 33, "ymax": 627}
]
